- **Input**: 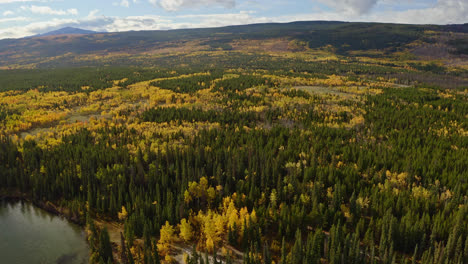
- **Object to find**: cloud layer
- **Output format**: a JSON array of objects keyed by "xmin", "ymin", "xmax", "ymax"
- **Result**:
[
  {"xmin": 0, "ymin": 0, "xmax": 467, "ymax": 40},
  {"xmin": 0, "ymin": 11, "xmax": 271, "ymax": 39},
  {"xmin": 150, "ymin": 0, "xmax": 236, "ymax": 11},
  {"xmin": 21, "ymin": 5, "xmax": 78, "ymax": 16},
  {"xmin": 319, "ymin": 0, "xmax": 378, "ymax": 15}
]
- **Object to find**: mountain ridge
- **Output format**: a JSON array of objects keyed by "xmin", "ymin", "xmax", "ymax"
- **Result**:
[
  {"xmin": 31, "ymin": 27, "xmax": 98, "ymax": 37},
  {"xmin": 0, "ymin": 21, "xmax": 467, "ymax": 68}
]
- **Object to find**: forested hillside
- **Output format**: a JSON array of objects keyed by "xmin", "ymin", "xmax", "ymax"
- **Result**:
[
  {"xmin": 1, "ymin": 21, "xmax": 468, "ymax": 68},
  {"xmin": 0, "ymin": 21, "xmax": 467, "ymax": 264}
]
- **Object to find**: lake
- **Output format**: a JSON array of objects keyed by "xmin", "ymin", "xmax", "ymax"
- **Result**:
[{"xmin": 0, "ymin": 200, "xmax": 89, "ymax": 264}]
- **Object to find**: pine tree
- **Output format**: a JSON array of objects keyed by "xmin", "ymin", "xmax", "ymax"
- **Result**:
[
  {"xmin": 120, "ymin": 232, "xmax": 129, "ymax": 264},
  {"xmin": 99, "ymin": 227, "xmax": 113, "ymax": 263},
  {"xmin": 263, "ymin": 242, "xmax": 272, "ymax": 264},
  {"xmin": 280, "ymin": 236, "xmax": 287, "ymax": 264},
  {"xmin": 291, "ymin": 229, "xmax": 303, "ymax": 264},
  {"xmin": 463, "ymin": 236, "xmax": 468, "ymax": 264},
  {"xmin": 412, "ymin": 244, "xmax": 418, "ymax": 264}
]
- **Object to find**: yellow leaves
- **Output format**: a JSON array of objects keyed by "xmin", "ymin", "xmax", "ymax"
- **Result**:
[
  {"xmin": 184, "ymin": 190, "xmax": 192, "ymax": 204},
  {"xmin": 157, "ymin": 221, "xmax": 177, "ymax": 257},
  {"xmin": 165, "ymin": 255, "xmax": 175, "ymax": 263},
  {"xmin": 336, "ymin": 161, "xmax": 345, "ymax": 168},
  {"xmin": 341, "ymin": 204, "xmax": 351, "ymax": 220},
  {"xmin": 300, "ymin": 194, "xmax": 311, "ymax": 205},
  {"xmin": 185, "ymin": 177, "xmax": 219, "ymax": 205},
  {"xmin": 205, "ymin": 237, "xmax": 215, "ymax": 253},
  {"xmin": 239, "ymin": 207, "xmax": 249, "ymax": 230},
  {"xmin": 356, "ymin": 196, "xmax": 370, "ymax": 209},
  {"xmin": 179, "ymin": 218, "xmax": 193, "ymax": 242},
  {"xmin": 118, "ymin": 206, "xmax": 128, "ymax": 221},
  {"xmin": 113, "ymin": 78, "xmax": 128, "ymax": 86},
  {"xmin": 214, "ymin": 214, "xmax": 226, "ymax": 237},
  {"xmin": 327, "ymin": 187, "xmax": 334, "ymax": 199},
  {"xmin": 440, "ymin": 189, "xmax": 453, "ymax": 201},
  {"xmin": 269, "ymin": 189, "xmax": 278, "ymax": 208},
  {"xmin": 199, "ymin": 177, "xmax": 209, "ymax": 189},
  {"xmin": 385, "ymin": 170, "xmax": 409, "ymax": 189},
  {"xmin": 196, "ymin": 210, "xmax": 221, "ymax": 252},
  {"xmin": 349, "ymin": 115, "xmax": 365, "ymax": 127},
  {"xmin": 207, "ymin": 187, "xmax": 216, "ymax": 205},
  {"xmin": 323, "ymin": 74, "xmax": 345, "ymax": 86},
  {"xmin": 224, "ymin": 198, "xmax": 239, "ymax": 229},
  {"xmin": 186, "ymin": 193, "xmax": 256, "ymax": 253},
  {"xmin": 412, "ymin": 186, "xmax": 431, "ymax": 199},
  {"xmin": 250, "ymin": 209, "xmax": 257, "ymax": 223}
]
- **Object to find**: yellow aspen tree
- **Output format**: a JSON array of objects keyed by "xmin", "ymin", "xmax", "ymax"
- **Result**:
[
  {"xmin": 202, "ymin": 211, "xmax": 218, "ymax": 252},
  {"xmin": 239, "ymin": 207, "xmax": 249, "ymax": 230},
  {"xmin": 227, "ymin": 201, "xmax": 239, "ymax": 229},
  {"xmin": 157, "ymin": 221, "xmax": 176, "ymax": 257},
  {"xmin": 118, "ymin": 206, "xmax": 128, "ymax": 221},
  {"xmin": 179, "ymin": 218, "xmax": 193, "ymax": 242},
  {"xmin": 214, "ymin": 214, "xmax": 225, "ymax": 237}
]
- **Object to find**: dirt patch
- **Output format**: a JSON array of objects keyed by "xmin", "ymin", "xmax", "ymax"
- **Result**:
[
  {"xmin": 171, "ymin": 243, "xmax": 244, "ymax": 264},
  {"xmin": 94, "ymin": 220, "xmax": 124, "ymax": 244}
]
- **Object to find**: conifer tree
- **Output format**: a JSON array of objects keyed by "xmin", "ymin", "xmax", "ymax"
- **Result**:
[{"xmin": 99, "ymin": 227, "xmax": 113, "ymax": 263}]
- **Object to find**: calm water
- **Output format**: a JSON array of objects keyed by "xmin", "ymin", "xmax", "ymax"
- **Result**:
[{"xmin": 0, "ymin": 201, "xmax": 89, "ymax": 264}]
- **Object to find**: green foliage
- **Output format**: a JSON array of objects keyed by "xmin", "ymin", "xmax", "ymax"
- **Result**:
[
  {"xmin": 0, "ymin": 67, "xmax": 176, "ymax": 92},
  {"xmin": 142, "ymin": 107, "xmax": 258, "ymax": 126},
  {"xmin": 99, "ymin": 227, "xmax": 114, "ymax": 263}
]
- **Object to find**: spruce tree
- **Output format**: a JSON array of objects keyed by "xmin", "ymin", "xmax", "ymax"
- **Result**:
[{"xmin": 99, "ymin": 227, "xmax": 113, "ymax": 263}]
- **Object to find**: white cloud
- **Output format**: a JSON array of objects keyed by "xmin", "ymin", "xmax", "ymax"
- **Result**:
[
  {"xmin": 87, "ymin": 9, "xmax": 99, "ymax": 18},
  {"xmin": 3, "ymin": 10, "xmax": 14, "ymax": 16},
  {"xmin": 116, "ymin": 0, "xmax": 130, "ymax": 7},
  {"xmin": 0, "ymin": 17, "xmax": 74, "ymax": 38},
  {"xmin": 20, "ymin": 5, "xmax": 78, "ymax": 16},
  {"xmin": 0, "ymin": 11, "xmax": 269, "ymax": 39},
  {"xmin": 374, "ymin": 0, "xmax": 468, "ymax": 24},
  {"xmin": 306, "ymin": 0, "xmax": 468, "ymax": 25},
  {"xmin": 149, "ymin": 0, "xmax": 236, "ymax": 11},
  {"xmin": 0, "ymin": 16, "xmax": 28, "ymax": 23},
  {"xmin": 0, "ymin": 0, "xmax": 51, "ymax": 5},
  {"xmin": 318, "ymin": 0, "xmax": 378, "ymax": 15},
  {"xmin": 0, "ymin": 0, "xmax": 49, "ymax": 3}
]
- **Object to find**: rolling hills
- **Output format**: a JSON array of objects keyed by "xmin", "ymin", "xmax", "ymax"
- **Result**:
[{"xmin": 1, "ymin": 21, "xmax": 467, "ymax": 69}]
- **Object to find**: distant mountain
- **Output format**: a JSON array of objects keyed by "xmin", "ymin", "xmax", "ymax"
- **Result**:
[
  {"xmin": 33, "ymin": 27, "xmax": 98, "ymax": 37},
  {"xmin": 0, "ymin": 21, "xmax": 466, "ymax": 68}
]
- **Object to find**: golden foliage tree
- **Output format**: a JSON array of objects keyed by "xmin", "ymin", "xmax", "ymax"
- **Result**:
[
  {"xmin": 157, "ymin": 221, "xmax": 177, "ymax": 257},
  {"xmin": 179, "ymin": 218, "xmax": 193, "ymax": 242}
]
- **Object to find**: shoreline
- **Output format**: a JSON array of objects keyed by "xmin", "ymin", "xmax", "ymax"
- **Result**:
[
  {"xmin": 0, "ymin": 191, "xmax": 83, "ymax": 226},
  {"xmin": 0, "ymin": 189, "xmax": 125, "ymax": 263}
]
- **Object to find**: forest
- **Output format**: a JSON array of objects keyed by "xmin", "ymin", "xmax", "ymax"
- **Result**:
[{"xmin": 0, "ymin": 22, "xmax": 468, "ymax": 264}]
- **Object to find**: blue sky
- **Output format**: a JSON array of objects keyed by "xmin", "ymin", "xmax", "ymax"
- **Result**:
[{"xmin": 0, "ymin": 0, "xmax": 466, "ymax": 39}]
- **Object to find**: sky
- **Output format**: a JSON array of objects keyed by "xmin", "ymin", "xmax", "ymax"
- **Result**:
[{"xmin": 0, "ymin": 0, "xmax": 467, "ymax": 39}]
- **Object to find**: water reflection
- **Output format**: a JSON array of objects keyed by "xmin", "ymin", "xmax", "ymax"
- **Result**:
[{"xmin": 0, "ymin": 200, "xmax": 89, "ymax": 264}]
